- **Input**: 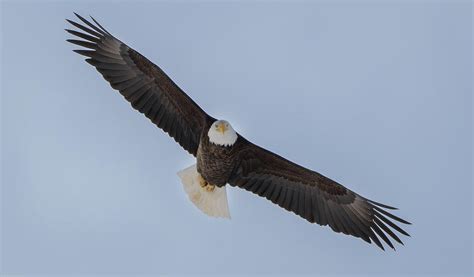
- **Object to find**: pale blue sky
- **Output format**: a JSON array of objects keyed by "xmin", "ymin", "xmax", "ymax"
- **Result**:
[{"xmin": 1, "ymin": 1, "xmax": 472, "ymax": 276}]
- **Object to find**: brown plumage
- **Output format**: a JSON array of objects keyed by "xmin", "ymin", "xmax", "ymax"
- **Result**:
[{"xmin": 66, "ymin": 13, "xmax": 411, "ymax": 250}]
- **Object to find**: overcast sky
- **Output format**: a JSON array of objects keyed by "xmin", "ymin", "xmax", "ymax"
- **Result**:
[{"xmin": 1, "ymin": 1, "xmax": 472, "ymax": 276}]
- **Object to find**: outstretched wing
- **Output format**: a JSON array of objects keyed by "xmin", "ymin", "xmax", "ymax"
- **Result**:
[
  {"xmin": 229, "ymin": 137, "xmax": 411, "ymax": 250},
  {"xmin": 66, "ymin": 13, "xmax": 214, "ymax": 156}
]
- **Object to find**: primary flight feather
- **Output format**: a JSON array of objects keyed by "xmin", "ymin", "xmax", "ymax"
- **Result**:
[{"xmin": 66, "ymin": 13, "xmax": 410, "ymax": 250}]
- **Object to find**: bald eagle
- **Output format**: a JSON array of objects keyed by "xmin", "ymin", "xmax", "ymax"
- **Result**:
[{"xmin": 66, "ymin": 13, "xmax": 410, "ymax": 250}]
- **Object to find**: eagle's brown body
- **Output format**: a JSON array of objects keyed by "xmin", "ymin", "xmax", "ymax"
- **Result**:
[
  {"xmin": 66, "ymin": 13, "xmax": 411, "ymax": 250},
  {"xmin": 197, "ymin": 125, "xmax": 239, "ymax": 187}
]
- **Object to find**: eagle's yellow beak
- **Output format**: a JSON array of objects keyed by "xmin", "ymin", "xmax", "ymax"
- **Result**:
[{"xmin": 218, "ymin": 123, "xmax": 227, "ymax": 134}]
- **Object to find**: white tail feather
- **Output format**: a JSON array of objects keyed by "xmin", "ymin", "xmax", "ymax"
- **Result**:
[{"xmin": 177, "ymin": 164, "xmax": 231, "ymax": 219}]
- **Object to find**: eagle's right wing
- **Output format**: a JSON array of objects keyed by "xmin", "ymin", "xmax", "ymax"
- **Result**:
[{"xmin": 66, "ymin": 13, "xmax": 214, "ymax": 156}]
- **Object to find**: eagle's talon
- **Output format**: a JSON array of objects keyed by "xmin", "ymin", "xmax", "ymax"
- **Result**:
[
  {"xmin": 198, "ymin": 175, "xmax": 207, "ymax": 187},
  {"xmin": 198, "ymin": 175, "xmax": 215, "ymax": 192},
  {"xmin": 204, "ymin": 184, "xmax": 215, "ymax": 192}
]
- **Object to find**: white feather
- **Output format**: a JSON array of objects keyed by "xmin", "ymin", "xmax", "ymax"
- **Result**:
[
  {"xmin": 208, "ymin": 120, "xmax": 238, "ymax": 147},
  {"xmin": 177, "ymin": 164, "xmax": 231, "ymax": 219}
]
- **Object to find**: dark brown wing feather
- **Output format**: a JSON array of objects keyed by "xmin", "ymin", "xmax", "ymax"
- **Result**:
[
  {"xmin": 66, "ymin": 13, "xmax": 214, "ymax": 156},
  {"xmin": 229, "ymin": 137, "xmax": 411, "ymax": 250}
]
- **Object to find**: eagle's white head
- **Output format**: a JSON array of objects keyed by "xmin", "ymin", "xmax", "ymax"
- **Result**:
[{"xmin": 208, "ymin": 120, "xmax": 238, "ymax": 147}]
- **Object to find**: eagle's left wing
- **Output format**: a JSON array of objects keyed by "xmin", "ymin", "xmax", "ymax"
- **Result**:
[
  {"xmin": 66, "ymin": 14, "xmax": 215, "ymax": 156},
  {"xmin": 229, "ymin": 137, "xmax": 410, "ymax": 250}
]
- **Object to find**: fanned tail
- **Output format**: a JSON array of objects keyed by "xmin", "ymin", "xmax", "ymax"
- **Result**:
[{"xmin": 177, "ymin": 164, "xmax": 231, "ymax": 219}]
